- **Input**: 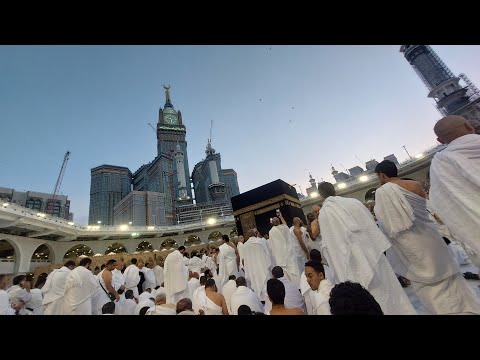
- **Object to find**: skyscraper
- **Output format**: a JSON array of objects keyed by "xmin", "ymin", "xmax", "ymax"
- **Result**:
[
  {"xmin": 400, "ymin": 45, "xmax": 480, "ymax": 120},
  {"xmin": 88, "ymin": 165, "xmax": 132, "ymax": 225},
  {"xmin": 191, "ymin": 140, "xmax": 239, "ymax": 205},
  {"xmin": 155, "ymin": 85, "xmax": 193, "ymax": 203}
]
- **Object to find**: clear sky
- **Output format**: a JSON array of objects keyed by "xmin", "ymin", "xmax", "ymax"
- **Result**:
[{"xmin": 1, "ymin": 45, "xmax": 479, "ymax": 225}]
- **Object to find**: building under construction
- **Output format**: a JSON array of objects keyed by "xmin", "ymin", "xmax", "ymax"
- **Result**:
[{"xmin": 400, "ymin": 45, "xmax": 480, "ymax": 121}]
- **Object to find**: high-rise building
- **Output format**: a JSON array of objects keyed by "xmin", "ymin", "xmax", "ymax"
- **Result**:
[
  {"xmin": 365, "ymin": 159, "xmax": 379, "ymax": 171},
  {"xmin": 220, "ymin": 169, "xmax": 240, "ymax": 201},
  {"xmin": 192, "ymin": 140, "xmax": 239, "ymax": 206},
  {"xmin": 348, "ymin": 166, "xmax": 364, "ymax": 177},
  {"xmin": 305, "ymin": 174, "xmax": 318, "ymax": 197},
  {"xmin": 113, "ymin": 191, "xmax": 166, "ymax": 226},
  {"xmin": 88, "ymin": 165, "xmax": 132, "ymax": 225},
  {"xmin": 0, "ymin": 187, "xmax": 71, "ymax": 220},
  {"xmin": 155, "ymin": 85, "xmax": 193, "ymax": 203},
  {"xmin": 400, "ymin": 45, "xmax": 480, "ymax": 121}
]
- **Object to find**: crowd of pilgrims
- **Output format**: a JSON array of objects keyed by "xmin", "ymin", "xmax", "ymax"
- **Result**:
[{"xmin": 1, "ymin": 115, "xmax": 480, "ymax": 315}]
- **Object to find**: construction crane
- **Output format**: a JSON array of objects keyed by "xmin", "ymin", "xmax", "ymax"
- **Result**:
[
  {"xmin": 148, "ymin": 123, "xmax": 156, "ymax": 134},
  {"xmin": 46, "ymin": 151, "xmax": 70, "ymax": 216}
]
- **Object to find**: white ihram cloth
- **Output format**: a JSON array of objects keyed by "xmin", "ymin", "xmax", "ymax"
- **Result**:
[
  {"xmin": 7, "ymin": 285, "xmax": 32, "ymax": 304},
  {"xmin": 153, "ymin": 265, "xmax": 164, "ymax": 287},
  {"xmin": 143, "ymin": 267, "xmax": 157, "ymax": 292},
  {"xmin": 41, "ymin": 266, "xmax": 72, "ymax": 315},
  {"xmin": 135, "ymin": 299, "xmax": 155, "ymax": 315},
  {"xmin": 189, "ymin": 256, "xmax": 203, "ymax": 276},
  {"xmin": 264, "ymin": 276, "xmax": 306, "ymax": 313},
  {"xmin": 0, "ymin": 289, "xmax": 13, "ymax": 315},
  {"xmin": 218, "ymin": 243, "xmax": 239, "ymax": 287},
  {"xmin": 111, "ymin": 269, "xmax": 126, "ymax": 291},
  {"xmin": 204, "ymin": 256, "xmax": 217, "ymax": 275},
  {"xmin": 192, "ymin": 285, "xmax": 206, "ymax": 314},
  {"xmin": 311, "ymin": 279, "xmax": 334, "ymax": 315},
  {"xmin": 25, "ymin": 288, "xmax": 44, "ymax": 315},
  {"xmin": 63, "ymin": 266, "xmax": 99, "ymax": 315},
  {"xmin": 289, "ymin": 226, "xmax": 309, "ymax": 281},
  {"xmin": 204, "ymin": 294, "xmax": 223, "ymax": 315},
  {"xmin": 320, "ymin": 196, "xmax": 416, "ymax": 315},
  {"xmin": 116, "ymin": 298, "xmax": 137, "ymax": 315},
  {"xmin": 230, "ymin": 286, "xmax": 264, "ymax": 315},
  {"xmin": 123, "ymin": 264, "xmax": 140, "ymax": 298},
  {"xmin": 237, "ymin": 242, "xmax": 245, "ymax": 270},
  {"xmin": 269, "ymin": 224, "xmax": 301, "ymax": 287},
  {"xmin": 221, "ymin": 279, "xmax": 237, "ymax": 313},
  {"xmin": 164, "ymin": 250, "xmax": 189, "ymax": 304},
  {"xmin": 188, "ymin": 277, "xmax": 200, "ymax": 300},
  {"xmin": 183, "ymin": 257, "xmax": 190, "ymax": 266},
  {"xmin": 448, "ymin": 241, "xmax": 471, "ymax": 266},
  {"xmin": 375, "ymin": 183, "xmax": 480, "ymax": 314},
  {"xmin": 138, "ymin": 291, "xmax": 154, "ymax": 303},
  {"xmin": 242, "ymin": 236, "xmax": 272, "ymax": 301},
  {"xmin": 146, "ymin": 304, "xmax": 176, "ymax": 315},
  {"xmin": 300, "ymin": 272, "xmax": 315, "ymax": 315},
  {"xmin": 430, "ymin": 134, "xmax": 480, "ymax": 266}
]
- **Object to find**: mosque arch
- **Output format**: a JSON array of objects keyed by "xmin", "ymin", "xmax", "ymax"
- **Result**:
[
  {"xmin": 161, "ymin": 238, "xmax": 178, "ymax": 249},
  {"xmin": 364, "ymin": 188, "xmax": 377, "ymax": 202},
  {"xmin": 185, "ymin": 235, "xmax": 202, "ymax": 247},
  {"xmin": 31, "ymin": 244, "xmax": 52, "ymax": 262},
  {"xmin": 63, "ymin": 244, "xmax": 93, "ymax": 259},
  {"xmin": 0, "ymin": 240, "xmax": 16, "ymax": 274},
  {"xmin": 105, "ymin": 242, "xmax": 128, "ymax": 255},
  {"xmin": 136, "ymin": 241, "xmax": 153, "ymax": 253},
  {"xmin": 208, "ymin": 231, "xmax": 222, "ymax": 241},
  {"xmin": 229, "ymin": 227, "xmax": 238, "ymax": 238}
]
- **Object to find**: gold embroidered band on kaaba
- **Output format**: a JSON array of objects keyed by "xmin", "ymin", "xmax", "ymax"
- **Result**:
[{"xmin": 233, "ymin": 194, "xmax": 301, "ymax": 216}]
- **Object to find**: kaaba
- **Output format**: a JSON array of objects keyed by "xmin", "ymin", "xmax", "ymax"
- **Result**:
[{"xmin": 231, "ymin": 179, "xmax": 306, "ymax": 237}]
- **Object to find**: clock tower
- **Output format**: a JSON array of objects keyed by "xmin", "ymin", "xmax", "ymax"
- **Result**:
[{"xmin": 157, "ymin": 85, "xmax": 193, "ymax": 203}]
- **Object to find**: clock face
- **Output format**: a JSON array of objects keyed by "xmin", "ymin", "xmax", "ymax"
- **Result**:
[{"xmin": 164, "ymin": 114, "xmax": 177, "ymax": 125}]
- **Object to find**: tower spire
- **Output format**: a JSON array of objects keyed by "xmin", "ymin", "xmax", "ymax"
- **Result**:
[{"xmin": 163, "ymin": 84, "xmax": 173, "ymax": 107}]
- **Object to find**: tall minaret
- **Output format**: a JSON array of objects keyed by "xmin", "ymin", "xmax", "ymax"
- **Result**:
[
  {"xmin": 205, "ymin": 122, "xmax": 225, "ymax": 202},
  {"xmin": 174, "ymin": 143, "xmax": 190, "ymax": 201},
  {"xmin": 400, "ymin": 45, "xmax": 480, "ymax": 121}
]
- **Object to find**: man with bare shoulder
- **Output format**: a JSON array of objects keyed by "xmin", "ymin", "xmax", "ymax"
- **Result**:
[
  {"xmin": 374, "ymin": 160, "xmax": 480, "ymax": 315},
  {"xmin": 266, "ymin": 278, "xmax": 304, "ymax": 315},
  {"xmin": 203, "ymin": 278, "xmax": 229, "ymax": 315}
]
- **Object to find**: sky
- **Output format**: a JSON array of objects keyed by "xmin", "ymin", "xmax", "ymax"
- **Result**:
[{"xmin": 1, "ymin": 45, "xmax": 480, "ymax": 225}]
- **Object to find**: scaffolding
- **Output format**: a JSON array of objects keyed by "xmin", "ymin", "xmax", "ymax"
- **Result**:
[{"xmin": 459, "ymin": 73, "xmax": 480, "ymax": 102}]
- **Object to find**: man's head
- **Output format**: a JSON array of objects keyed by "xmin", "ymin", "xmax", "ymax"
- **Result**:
[
  {"xmin": 178, "ymin": 246, "xmax": 186, "ymax": 254},
  {"xmin": 246, "ymin": 229, "xmax": 256, "ymax": 239},
  {"xmin": 115, "ymin": 260, "xmax": 124, "ymax": 270},
  {"xmin": 375, "ymin": 160, "xmax": 398, "ymax": 184},
  {"xmin": 329, "ymin": 281, "xmax": 383, "ymax": 315},
  {"xmin": 125, "ymin": 289, "xmax": 134, "ymax": 299},
  {"xmin": 267, "ymin": 278, "xmax": 285, "ymax": 305},
  {"xmin": 434, "ymin": 115, "xmax": 475, "ymax": 144},
  {"xmin": 102, "ymin": 301, "xmax": 115, "ymax": 314},
  {"xmin": 191, "ymin": 272, "xmax": 199, "ymax": 280},
  {"xmin": 318, "ymin": 182, "xmax": 336, "ymax": 200},
  {"xmin": 271, "ymin": 217, "xmax": 280, "ymax": 226},
  {"xmin": 0, "ymin": 274, "xmax": 9, "ymax": 290},
  {"xmin": 228, "ymin": 274, "xmax": 236, "ymax": 281},
  {"xmin": 293, "ymin": 217, "xmax": 301, "ymax": 227},
  {"xmin": 64, "ymin": 260, "xmax": 76, "ymax": 270},
  {"xmin": 304, "ymin": 260, "xmax": 325, "ymax": 291},
  {"xmin": 222, "ymin": 235, "xmax": 230, "ymax": 242},
  {"xmin": 130, "ymin": 258, "xmax": 137, "ymax": 265},
  {"xmin": 271, "ymin": 266, "xmax": 284, "ymax": 279},
  {"xmin": 236, "ymin": 276, "xmax": 247, "ymax": 288},
  {"xmin": 309, "ymin": 249, "xmax": 322, "ymax": 262},
  {"xmin": 466, "ymin": 119, "xmax": 480, "ymax": 135},
  {"xmin": 238, "ymin": 235, "xmax": 245, "ymax": 243},
  {"xmin": 312, "ymin": 205, "xmax": 321, "ymax": 219},
  {"xmin": 79, "ymin": 257, "xmax": 92, "ymax": 269},
  {"xmin": 155, "ymin": 292, "xmax": 167, "ymax": 305},
  {"xmin": 199, "ymin": 275, "xmax": 207, "ymax": 286},
  {"xmin": 237, "ymin": 304, "xmax": 253, "ymax": 315},
  {"xmin": 106, "ymin": 259, "xmax": 116, "ymax": 271},
  {"xmin": 205, "ymin": 278, "xmax": 217, "ymax": 292},
  {"xmin": 176, "ymin": 298, "xmax": 193, "ymax": 314}
]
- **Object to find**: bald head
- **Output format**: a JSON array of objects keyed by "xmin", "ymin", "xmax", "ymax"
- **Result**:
[
  {"xmin": 246, "ymin": 229, "xmax": 256, "ymax": 238},
  {"xmin": 312, "ymin": 205, "xmax": 321, "ymax": 216},
  {"xmin": 272, "ymin": 217, "xmax": 280, "ymax": 226},
  {"xmin": 293, "ymin": 217, "xmax": 301, "ymax": 226},
  {"xmin": 467, "ymin": 119, "xmax": 480, "ymax": 135},
  {"xmin": 434, "ymin": 115, "xmax": 475, "ymax": 144}
]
